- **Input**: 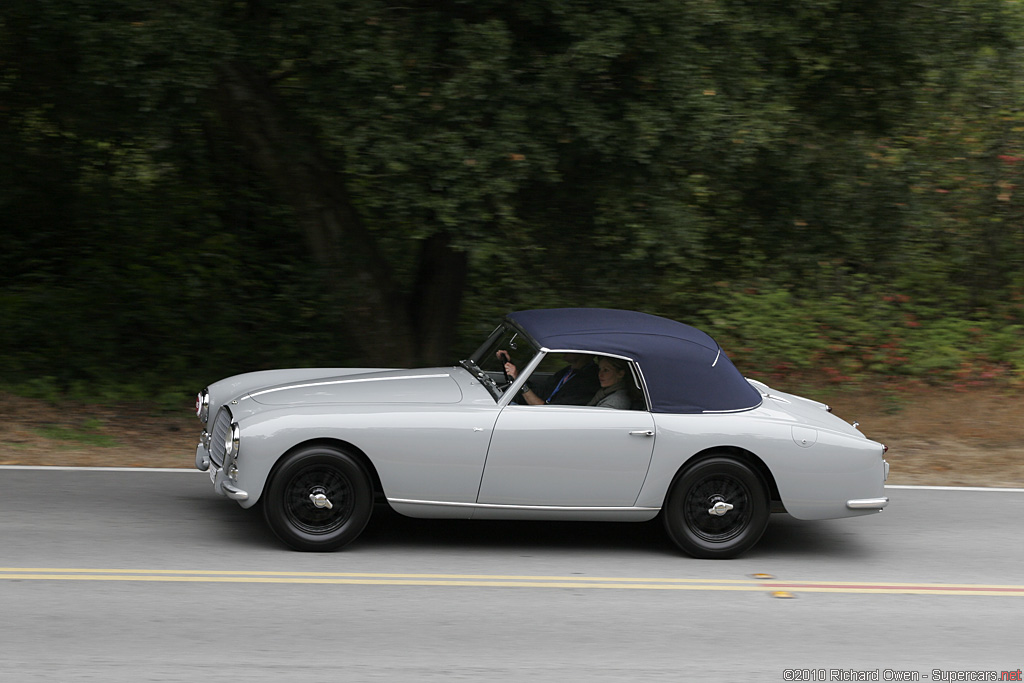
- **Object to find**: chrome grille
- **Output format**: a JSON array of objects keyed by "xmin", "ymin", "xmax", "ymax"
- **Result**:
[{"xmin": 209, "ymin": 407, "xmax": 231, "ymax": 467}]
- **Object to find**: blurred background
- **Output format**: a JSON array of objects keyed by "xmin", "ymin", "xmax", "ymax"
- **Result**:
[{"xmin": 1, "ymin": 0, "xmax": 1022, "ymax": 414}]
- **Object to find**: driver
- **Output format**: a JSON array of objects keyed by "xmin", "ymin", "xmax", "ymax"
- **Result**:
[{"xmin": 497, "ymin": 351, "xmax": 599, "ymax": 406}]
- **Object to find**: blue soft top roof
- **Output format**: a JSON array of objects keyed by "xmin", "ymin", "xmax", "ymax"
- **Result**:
[{"xmin": 507, "ymin": 308, "xmax": 761, "ymax": 414}]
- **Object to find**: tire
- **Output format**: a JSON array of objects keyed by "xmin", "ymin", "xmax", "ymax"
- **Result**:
[
  {"xmin": 263, "ymin": 445, "xmax": 373, "ymax": 552},
  {"xmin": 662, "ymin": 455, "xmax": 770, "ymax": 559}
]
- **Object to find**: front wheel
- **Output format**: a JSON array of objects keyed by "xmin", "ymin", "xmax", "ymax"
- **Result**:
[
  {"xmin": 663, "ymin": 455, "xmax": 770, "ymax": 559},
  {"xmin": 263, "ymin": 445, "xmax": 373, "ymax": 551}
]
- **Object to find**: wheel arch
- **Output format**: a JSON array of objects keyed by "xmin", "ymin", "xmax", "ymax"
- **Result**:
[
  {"xmin": 672, "ymin": 446, "xmax": 782, "ymax": 509},
  {"xmin": 263, "ymin": 437, "xmax": 386, "ymax": 503}
]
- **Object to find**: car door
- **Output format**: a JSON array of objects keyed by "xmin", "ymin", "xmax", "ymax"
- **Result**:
[{"xmin": 476, "ymin": 404, "xmax": 657, "ymax": 507}]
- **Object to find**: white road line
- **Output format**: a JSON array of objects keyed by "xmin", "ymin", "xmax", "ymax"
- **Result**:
[
  {"xmin": 0, "ymin": 465, "xmax": 198, "ymax": 473},
  {"xmin": 885, "ymin": 484, "xmax": 1024, "ymax": 492}
]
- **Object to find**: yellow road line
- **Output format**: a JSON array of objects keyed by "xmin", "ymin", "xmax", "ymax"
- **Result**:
[
  {"xmin": 1, "ymin": 568, "xmax": 1023, "ymax": 595},
  {"xmin": 0, "ymin": 569, "xmax": 764, "ymax": 585},
  {"xmin": 0, "ymin": 567, "xmax": 756, "ymax": 582},
  {"xmin": 0, "ymin": 574, "xmax": 765, "ymax": 590}
]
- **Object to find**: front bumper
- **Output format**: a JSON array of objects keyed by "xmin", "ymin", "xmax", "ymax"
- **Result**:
[
  {"xmin": 195, "ymin": 440, "xmax": 211, "ymax": 471},
  {"xmin": 195, "ymin": 442, "xmax": 249, "ymax": 502}
]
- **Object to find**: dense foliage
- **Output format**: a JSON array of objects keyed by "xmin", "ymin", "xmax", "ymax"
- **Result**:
[{"xmin": 2, "ymin": 0, "xmax": 1022, "ymax": 400}]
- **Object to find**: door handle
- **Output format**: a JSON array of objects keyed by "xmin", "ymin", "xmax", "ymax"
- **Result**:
[{"xmin": 629, "ymin": 430, "xmax": 654, "ymax": 437}]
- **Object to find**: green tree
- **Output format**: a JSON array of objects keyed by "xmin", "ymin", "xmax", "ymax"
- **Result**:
[{"xmin": 2, "ymin": 0, "xmax": 1022, "ymax": 387}]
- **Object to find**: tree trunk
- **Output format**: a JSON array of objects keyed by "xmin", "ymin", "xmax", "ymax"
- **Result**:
[
  {"xmin": 213, "ymin": 62, "xmax": 467, "ymax": 367},
  {"xmin": 409, "ymin": 232, "xmax": 469, "ymax": 365}
]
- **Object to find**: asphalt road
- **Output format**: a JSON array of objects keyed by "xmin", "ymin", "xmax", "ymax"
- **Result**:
[{"xmin": 1, "ymin": 467, "xmax": 1022, "ymax": 682}]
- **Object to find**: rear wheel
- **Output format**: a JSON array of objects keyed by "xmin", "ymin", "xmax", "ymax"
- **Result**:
[
  {"xmin": 263, "ymin": 445, "xmax": 373, "ymax": 551},
  {"xmin": 663, "ymin": 455, "xmax": 770, "ymax": 559}
]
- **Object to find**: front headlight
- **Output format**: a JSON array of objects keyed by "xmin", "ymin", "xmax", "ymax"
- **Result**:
[
  {"xmin": 224, "ymin": 421, "xmax": 240, "ymax": 461},
  {"xmin": 196, "ymin": 389, "xmax": 210, "ymax": 423}
]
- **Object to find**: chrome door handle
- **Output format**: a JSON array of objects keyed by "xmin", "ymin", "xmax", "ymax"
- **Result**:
[{"xmin": 629, "ymin": 430, "xmax": 654, "ymax": 437}]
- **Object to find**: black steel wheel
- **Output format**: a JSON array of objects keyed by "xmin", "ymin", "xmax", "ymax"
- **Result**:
[
  {"xmin": 263, "ymin": 445, "xmax": 373, "ymax": 552},
  {"xmin": 663, "ymin": 455, "xmax": 770, "ymax": 559}
]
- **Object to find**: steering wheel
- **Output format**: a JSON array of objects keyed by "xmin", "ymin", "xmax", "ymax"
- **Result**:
[{"xmin": 497, "ymin": 350, "xmax": 513, "ymax": 390}]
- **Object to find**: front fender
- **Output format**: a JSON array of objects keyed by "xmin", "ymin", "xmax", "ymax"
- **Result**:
[{"xmin": 231, "ymin": 403, "xmax": 498, "ymax": 509}]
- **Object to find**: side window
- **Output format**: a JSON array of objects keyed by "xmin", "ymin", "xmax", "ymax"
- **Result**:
[
  {"xmin": 587, "ymin": 356, "xmax": 648, "ymax": 411},
  {"xmin": 626, "ymin": 363, "xmax": 649, "ymax": 411},
  {"xmin": 519, "ymin": 352, "xmax": 599, "ymax": 407},
  {"xmin": 517, "ymin": 352, "xmax": 648, "ymax": 410},
  {"xmin": 530, "ymin": 352, "xmax": 572, "ymax": 377}
]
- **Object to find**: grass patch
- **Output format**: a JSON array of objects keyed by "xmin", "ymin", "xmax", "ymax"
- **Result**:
[{"xmin": 32, "ymin": 419, "xmax": 119, "ymax": 448}]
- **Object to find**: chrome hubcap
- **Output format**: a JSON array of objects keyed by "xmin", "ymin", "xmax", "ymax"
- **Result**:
[
  {"xmin": 309, "ymin": 487, "xmax": 333, "ymax": 510},
  {"xmin": 708, "ymin": 499, "xmax": 734, "ymax": 516}
]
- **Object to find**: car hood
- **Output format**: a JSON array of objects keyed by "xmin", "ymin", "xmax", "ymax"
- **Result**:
[{"xmin": 245, "ymin": 367, "xmax": 464, "ymax": 406}]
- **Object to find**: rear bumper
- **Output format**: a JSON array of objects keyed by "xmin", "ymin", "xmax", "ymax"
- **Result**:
[
  {"xmin": 846, "ymin": 457, "xmax": 890, "ymax": 510},
  {"xmin": 846, "ymin": 497, "xmax": 889, "ymax": 511}
]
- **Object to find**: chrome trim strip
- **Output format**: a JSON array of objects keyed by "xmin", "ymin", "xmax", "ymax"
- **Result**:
[
  {"xmin": 389, "ymin": 498, "xmax": 660, "ymax": 512},
  {"xmin": 630, "ymin": 363, "xmax": 653, "ymax": 411},
  {"xmin": 712, "ymin": 348, "xmax": 721, "ymax": 367},
  {"xmin": 249, "ymin": 374, "xmax": 451, "ymax": 398},
  {"xmin": 541, "ymin": 348, "xmax": 637, "ymax": 363},
  {"xmin": 846, "ymin": 497, "xmax": 889, "ymax": 510},
  {"xmin": 498, "ymin": 349, "xmax": 548, "ymax": 407},
  {"xmin": 746, "ymin": 377, "xmax": 769, "ymax": 392},
  {"xmin": 701, "ymin": 403, "xmax": 762, "ymax": 414}
]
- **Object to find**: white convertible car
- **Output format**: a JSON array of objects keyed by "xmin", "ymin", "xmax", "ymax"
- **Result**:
[{"xmin": 195, "ymin": 308, "xmax": 889, "ymax": 558}]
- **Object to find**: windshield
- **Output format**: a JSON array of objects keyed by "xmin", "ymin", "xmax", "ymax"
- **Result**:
[{"xmin": 461, "ymin": 323, "xmax": 541, "ymax": 399}]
